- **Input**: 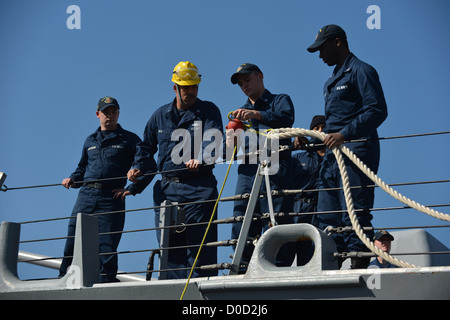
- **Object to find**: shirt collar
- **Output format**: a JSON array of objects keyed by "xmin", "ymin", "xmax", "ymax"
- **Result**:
[
  {"xmin": 168, "ymin": 98, "xmax": 201, "ymax": 112},
  {"xmin": 167, "ymin": 98, "xmax": 202, "ymax": 125},
  {"xmin": 95, "ymin": 123, "xmax": 123, "ymax": 140},
  {"xmin": 245, "ymin": 89, "xmax": 271, "ymax": 108},
  {"xmin": 333, "ymin": 52, "xmax": 355, "ymax": 76}
]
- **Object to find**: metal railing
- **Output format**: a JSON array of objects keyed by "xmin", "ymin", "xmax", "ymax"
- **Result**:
[{"xmin": 1, "ymin": 131, "xmax": 450, "ymax": 283}]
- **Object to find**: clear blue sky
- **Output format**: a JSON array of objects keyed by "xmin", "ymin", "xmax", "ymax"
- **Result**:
[{"xmin": 1, "ymin": 0, "xmax": 449, "ymax": 280}]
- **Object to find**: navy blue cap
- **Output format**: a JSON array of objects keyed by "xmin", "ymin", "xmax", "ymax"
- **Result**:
[
  {"xmin": 373, "ymin": 230, "xmax": 394, "ymax": 241},
  {"xmin": 307, "ymin": 24, "xmax": 346, "ymax": 53},
  {"xmin": 309, "ymin": 115, "xmax": 325, "ymax": 130},
  {"xmin": 97, "ymin": 97, "xmax": 120, "ymax": 112},
  {"xmin": 231, "ymin": 63, "xmax": 262, "ymax": 84}
]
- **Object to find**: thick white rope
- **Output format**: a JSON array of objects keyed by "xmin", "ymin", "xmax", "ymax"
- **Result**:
[
  {"xmin": 268, "ymin": 128, "xmax": 450, "ymax": 267},
  {"xmin": 332, "ymin": 145, "xmax": 416, "ymax": 268}
]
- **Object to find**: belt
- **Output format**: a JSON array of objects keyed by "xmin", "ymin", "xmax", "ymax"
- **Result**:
[
  {"xmin": 162, "ymin": 174, "xmax": 210, "ymax": 183},
  {"xmin": 84, "ymin": 182, "xmax": 115, "ymax": 190},
  {"xmin": 162, "ymin": 168, "xmax": 214, "ymax": 183},
  {"xmin": 162, "ymin": 175, "xmax": 188, "ymax": 183}
]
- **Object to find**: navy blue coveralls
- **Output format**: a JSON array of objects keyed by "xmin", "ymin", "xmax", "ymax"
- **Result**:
[
  {"xmin": 313, "ymin": 53, "xmax": 388, "ymax": 256},
  {"xmin": 292, "ymin": 150, "xmax": 323, "ymax": 219},
  {"xmin": 369, "ymin": 258, "xmax": 398, "ymax": 268},
  {"xmin": 59, "ymin": 124, "xmax": 146, "ymax": 283},
  {"xmin": 231, "ymin": 89, "xmax": 296, "ymax": 267},
  {"xmin": 291, "ymin": 149, "xmax": 323, "ymax": 265},
  {"xmin": 132, "ymin": 98, "xmax": 223, "ymax": 279}
]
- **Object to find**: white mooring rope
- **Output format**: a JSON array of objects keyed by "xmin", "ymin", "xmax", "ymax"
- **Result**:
[{"xmin": 267, "ymin": 128, "xmax": 450, "ymax": 268}]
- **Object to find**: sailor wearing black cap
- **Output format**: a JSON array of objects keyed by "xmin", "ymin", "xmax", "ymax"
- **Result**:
[
  {"xmin": 228, "ymin": 63, "xmax": 296, "ymax": 268},
  {"xmin": 59, "ymin": 97, "xmax": 149, "ymax": 282},
  {"xmin": 291, "ymin": 115, "xmax": 326, "ymax": 218},
  {"xmin": 369, "ymin": 230, "xmax": 398, "ymax": 268},
  {"xmin": 307, "ymin": 25, "xmax": 388, "ymax": 269},
  {"xmin": 291, "ymin": 115, "xmax": 326, "ymax": 266}
]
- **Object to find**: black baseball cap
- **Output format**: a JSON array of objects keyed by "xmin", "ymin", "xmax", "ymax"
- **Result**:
[
  {"xmin": 309, "ymin": 115, "xmax": 325, "ymax": 130},
  {"xmin": 307, "ymin": 24, "xmax": 347, "ymax": 53},
  {"xmin": 373, "ymin": 230, "xmax": 394, "ymax": 241},
  {"xmin": 231, "ymin": 63, "xmax": 262, "ymax": 84},
  {"xmin": 97, "ymin": 96, "xmax": 120, "ymax": 112}
]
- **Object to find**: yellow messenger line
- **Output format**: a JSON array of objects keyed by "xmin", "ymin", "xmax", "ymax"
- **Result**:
[{"xmin": 180, "ymin": 145, "xmax": 237, "ymax": 300}]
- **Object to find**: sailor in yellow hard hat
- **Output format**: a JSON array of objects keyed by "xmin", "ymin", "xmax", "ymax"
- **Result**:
[
  {"xmin": 172, "ymin": 61, "xmax": 202, "ymax": 108},
  {"xmin": 128, "ymin": 61, "xmax": 223, "ymax": 279}
]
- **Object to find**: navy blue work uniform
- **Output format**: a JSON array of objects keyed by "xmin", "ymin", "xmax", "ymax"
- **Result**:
[
  {"xmin": 313, "ymin": 53, "xmax": 388, "ymax": 255},
  {"xmin": 291, "ymin": 149, "xmax": 323, "ymax": 265},
  {"xmin": 292, "ymin": 150, "xmax": 322, "ymax": 219},
  {"xmin": 231, "ymin": 89, "xmax": 296, "ymax": 267},
  {"xmin": 369, "ymin": 258, "xmax": 398, "ymax": 268},
  {"xmin": 132, "ymin": 98, "xmax": 223, "ymax": 279},
  {"xmin": 59, "ymin": 125, "xmax": 147, "ymax": 283}
]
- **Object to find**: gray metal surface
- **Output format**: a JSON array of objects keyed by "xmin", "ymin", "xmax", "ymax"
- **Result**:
[
  {"xmin": 2, "ymin": 216, "xmax": 450, "ymax": 300},
  {"xmin": 229, "ymin": 164, "xmax": 264, "ymax": 275},
  {"xmin": 17, "ymin": 251, "xmax": 146, "ymax": 282},
  {"xmin": 0, "ymin": 213, "xmax": 99, "ymax": 292},
  {"xmin": 199, "ymin": 267, "xmax": 450, "ymax": 300},
  {"xmin": 158, "ymin": 200, "xmax": 177, "ymax": 280},
  {"xmin": 245, "ymin": 224, "xmax": 338, "ymax": 278}
]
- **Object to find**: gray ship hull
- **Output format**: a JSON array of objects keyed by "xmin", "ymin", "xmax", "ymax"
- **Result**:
[
  {"xmin": 2, "ymin": 267, "xmax": 450, "ymax": 300},
  {"xmin": 1, "ymin": 216, "xmax": 449, "ymax": 300}
]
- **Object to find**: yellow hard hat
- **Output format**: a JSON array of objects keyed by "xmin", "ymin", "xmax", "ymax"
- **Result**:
[{"xmin": 172, "ymin": 61, "xmax": 201, "ymax": 86}]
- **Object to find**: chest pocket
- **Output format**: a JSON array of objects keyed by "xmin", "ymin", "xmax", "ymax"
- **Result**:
[
  {"xmin": 328, "ymin": 71, "xmax": 360, "ymax": 103},
  {"xmin": 104, "ymin": 144, "xmax": 126, "ymax": 155},
  {"xmin": 103, "ymin": 143, "xmax": 131, "ymax": 165},
  {"xmin": 157, "ymin": 129, "xmax": 176, "ymax": 159},
  {"xmin": 86, "ymin": 145, "xmax": 100, "ymax": 168}
]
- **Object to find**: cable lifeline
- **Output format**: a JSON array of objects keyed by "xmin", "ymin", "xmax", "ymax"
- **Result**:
[{"xmin": 4, "ymin": 130, "xmax": 447, "ymax": 192}]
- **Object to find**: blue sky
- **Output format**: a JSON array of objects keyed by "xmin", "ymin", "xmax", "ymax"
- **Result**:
[{"xmin": 1, "ymin": 0, "xmax": 449, "ymax": 280}]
